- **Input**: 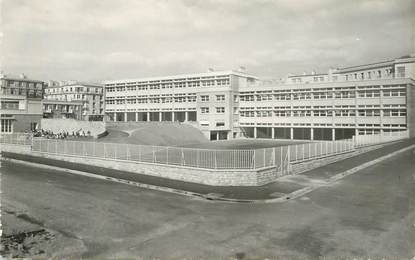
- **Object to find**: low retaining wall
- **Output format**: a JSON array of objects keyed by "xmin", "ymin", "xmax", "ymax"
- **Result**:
[
  {"xmin": 1, "ymin": 146, "xmax": 273, "ymax": 186},
  {"xmin": 0, "ymin": 142, "xmax": 389, "ymax": 187},
  {"xmin": 41, "ymin": 119, "xmax": 106, "ymax": 138}
]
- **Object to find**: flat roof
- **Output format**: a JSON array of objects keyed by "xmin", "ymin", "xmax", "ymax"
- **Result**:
[
  {"xmin": 0, "ymin": 75, "xmax": 45, "ymax": 83},
  {"xmin": 103, "ymin": 70, "xmax": 258, "ymax": 84}
]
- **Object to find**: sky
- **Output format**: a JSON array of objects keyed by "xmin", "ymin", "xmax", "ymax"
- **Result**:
[{"xmin": 1, "ymin": 0, "xmax": 414, "ymax": 82}]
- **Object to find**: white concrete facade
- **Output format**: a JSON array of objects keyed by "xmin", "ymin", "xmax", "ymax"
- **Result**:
[{"xmin": 104, "ymin": 56, "xmax": 415, "ymax": 140}]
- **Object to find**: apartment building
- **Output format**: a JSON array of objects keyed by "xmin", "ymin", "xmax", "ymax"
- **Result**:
[
  {"xmin": 45, "ymin": 81, "xmax": 104, "ymax": 121},
  {"xmin": 42, "ymin": 100, "xmax": 83, "ymax": 120},
  {"xmin": 104, "ymin": 55, "xmax": 415, "ymax": 140},
  {"xmin": 0, "ymin": 73, "xmax": 45, "ymax": 133},
  {"xmin": 104, "ymin": 70, "xmax": 257, "ymax": 140}
]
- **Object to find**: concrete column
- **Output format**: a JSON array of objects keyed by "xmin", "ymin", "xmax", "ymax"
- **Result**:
[
  {"xmin": 113, "ymin": 112, "xmax": 116, "ymax": 122},
  {"xmin": 124, "ymin": 112, "xmax": 127, "ymax": 122},
  {"xmin": 290, "ymin": 127, "xmax": 294, "ymax": 140},
  {"xmin": 135, "ymin": 112, "xmax": 138, "ymax": 122},
  {"xmin": 172, "ymin": 112, "xmax": 175, "ymax": 122},
  {"xmin": 147, "ymin": 112, "xmax": 150, "ymax": 122},
  {"xmin": 185, "ymin": 111, "xmax": 188, "ymax": 122},
  {"xmin": 159, "ymin": 112, "xmax": 162, "ymax": 122},
  {"xmin": 271, "ymin": 127, "xmax": 275, "ymax": 139},
  {"xmin": 310, "ymin": 128, "xmax": 314, "ymax": 140},
  {"xmin": 332, "ymin": 128, "xmax": 336, "ymax": 141},
  {"xmin": 254, "ymin": 127, "xmax": 257, "ymax": 138},
  {"xmin": 355, "ymin": 128, "xmax": 358, "ymax": 137}
]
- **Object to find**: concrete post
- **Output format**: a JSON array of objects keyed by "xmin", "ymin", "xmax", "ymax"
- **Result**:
[
  {"xmin": 185, "ymin": 111, "xmax": 188, "ymax": 122},
  {"xmin": 113, "ymin": 112, "xmax": 116, "ymax": 122},
  {"xmin": 271, "ymin": 127, "xmax": 275, "ymax": 139},
  {"xmin": 159, "ymin": 112, "xmax": 162, "ymax": 122},
  {"xmin": 332, "ymin": 128, "xmax": 336, "ymax": 141},
  {"xmin": 254, "ymin": 127, "xmax": 257, "ymax": 138},
  {"xmin": 310, "ymin": 128, "xmax": 314, "ymax": 140},
  {"xmin": 124, "ymin": 112, "xmax": 127, "ymax": 122},
  {"xmin": 135, "ymin": 112, "xmax": 138, "ymax": 122},
  {"xmin": 147, "ymin": 112, "xmax": 150, "ymax": 122},
  {"xmin": 290, "ymin": 127, "xmax": 294, "ymax": 140},
  {"xmin": 172, "ymin": 112, "xmax": 175, "ymax": 122}
]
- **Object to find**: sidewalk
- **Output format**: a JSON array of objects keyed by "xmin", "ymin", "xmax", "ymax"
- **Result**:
[{"xmin": 2, "ymin": 138, "xmax": 415, "ymax": 201}]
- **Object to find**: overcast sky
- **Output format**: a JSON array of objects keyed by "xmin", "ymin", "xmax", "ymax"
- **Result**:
[{"xmin": 1, "ymin": 0, "xmax": 414, "ymax": 82}]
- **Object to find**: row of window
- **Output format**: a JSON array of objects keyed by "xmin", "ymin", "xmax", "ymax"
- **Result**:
[
  {"xmin": 240, "ymin": 89, "xmax": 406, "ymax": 101},
  {"xmin": 1, "ymin": 80, "xmax": 43, "ymax": 89},
  {"xmin": 106, "ymin": 95, "xmax": 226, "ymax": 104},
  {"xmin": 1, "ymin": 101, "xmax": 19, "ymax": 110},
  {"xmin": 106, "ymin": 79, "xmax": 230, "ymax": 92},
  {"xmin": 240, "ymin": 109, "xmax": 406, "ymax": 117},
  {"xmin": 46, "ymin": 87, "xmax": 102, "ymax": 94},
  {"xmin": 1, "ymin": 88, "xmax": 43, "ymax": 98},
  {"xmin": 200, "ymin": 107, "xmax": 225, "ymax": 114}
]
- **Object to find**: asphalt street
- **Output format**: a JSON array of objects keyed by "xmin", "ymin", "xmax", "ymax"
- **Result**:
[{"xmin": 1, "ymin": 148, "xmax": 414, "ymax": 258}]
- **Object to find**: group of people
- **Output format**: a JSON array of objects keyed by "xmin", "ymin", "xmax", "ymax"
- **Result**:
[{"xmin": 29, "ymin": 129, "xmax": 92, "ymax": 139}]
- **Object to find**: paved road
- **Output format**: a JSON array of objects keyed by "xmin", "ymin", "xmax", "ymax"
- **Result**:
[{"xmin": 1, "ymin": 148, "xmax": 414, "ymax": 258}]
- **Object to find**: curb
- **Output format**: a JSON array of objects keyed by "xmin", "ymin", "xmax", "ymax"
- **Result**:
[{"xmin": 2, "ymin": 143, "xmax": 414, "ymax": 204}]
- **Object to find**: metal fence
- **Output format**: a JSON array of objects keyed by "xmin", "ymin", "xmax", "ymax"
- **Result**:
[
  {"xmin": 353, "ymin": 131, "xmax": 409, "ymax": 147},
  {"xmin": 1, "ymin": 131, "xmax": 407, "ymax": 172},
  {"xmin": 0, "ymin": 133, "xmax": 32, "ymax": 146},
  {"xmin": 28, "ymin": 137, "xmax": 354, "ymax": 170}
]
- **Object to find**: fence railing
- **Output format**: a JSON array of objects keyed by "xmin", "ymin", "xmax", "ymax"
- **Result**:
[
  {"xmin": 353, "ymin": 130, "xmax": 409, "ymax": 147},
  {"xmin": 0, "ymin": 133, "xmax": 32, "ymax": 146},
  {"xmin": 1, "ymin": 131, "xmax": 409, "ymax": 172}
]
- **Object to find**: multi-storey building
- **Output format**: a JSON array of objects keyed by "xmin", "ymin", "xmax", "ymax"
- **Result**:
[
  {"xmin": 104, "ymin": 70, "xmax": 257, "ymax": 140},
  {"xmin": 104, "ymin": 55, "xmax": 415, "ymax": 140},
  {"xmin": 0, "ymin": 73, "xmax": 45, "ymax": 133},
  {"xmin": 42, "ymin": 100, "xmax": 83, "ymax": 120},
  {"xmin": 45, "ymin": 81, "xmax": 104, "ymax": 121},
  {"xmin": 239, "ymin": 55, "xmax": 415, "ymax": 140}
]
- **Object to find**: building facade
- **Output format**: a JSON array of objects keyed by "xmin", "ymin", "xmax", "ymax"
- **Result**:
[
  {"xmin": 42, "ymin": 100, "xmax": 83, "ymax": 120},
  {"xmin": 45, "ymin": 81, "xmax": 104, "ymax": 121},
  {"xmin": 0, "ymin": 73, "xmax": 45, "ymax": 133},
  {"xmin": 104, "ymin": 55, "xmax": 415, "ymax": 140},
  {"xmin": 104, "ymin": 70, "xmax": 257, "ymax": 140}
]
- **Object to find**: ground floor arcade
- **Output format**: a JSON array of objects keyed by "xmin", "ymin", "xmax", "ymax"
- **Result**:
[{"xmin": 107, "ymin": 111, "xmax": 197, "ymax": 123}]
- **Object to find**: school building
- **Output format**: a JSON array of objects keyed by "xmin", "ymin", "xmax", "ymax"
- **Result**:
[{"xmin": 104, "ymin": 55, "xmax": 415, "ymax": 140}]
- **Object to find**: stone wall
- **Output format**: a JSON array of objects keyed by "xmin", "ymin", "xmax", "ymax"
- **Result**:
[{"xmin": 1, "ymin": 148, "xmax": 266, "ymax": 186}]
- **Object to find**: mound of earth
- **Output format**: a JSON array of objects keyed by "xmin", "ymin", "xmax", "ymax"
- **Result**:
[{"xmin": 100, "ymin": 122, "xmax": 208, "ymax": 146}]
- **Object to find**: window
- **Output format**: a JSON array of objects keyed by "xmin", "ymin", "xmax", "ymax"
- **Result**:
[
  {"xmin": 1, "ymin": 101, "xmax": 19, "ymax": 110},
  {"xmin": 396, "ymin": 66, "xmax": 405, "ymax": 78},
  {"xmin": 216, "ymin": 107, "xmax": 225, "ymax": 113},
  {"xmin": 1, "ymin": 119, "xmax": 13, "ymax": 133},
  {"xmin": 201, "ymin": 107, "xmax": 209, "ymax": 114},
  {"xmin": 216, "ymin": 122, "xmax": 225, "ymax": 127},
  {"xmin": 216, "ymin": 95, "xmax": 225, "ymax": 101},
  {"xmin": 200, "ymin": 95, "xmax": 209, "ymax": 102},
  {"xmin": 30, "ymin": 122, "xmax": 37, "ymax": 131}
]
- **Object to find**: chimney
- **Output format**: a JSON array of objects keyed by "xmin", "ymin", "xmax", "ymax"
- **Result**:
[{"xmin": 20, "ymin": 73, "xmax": 27, "ymax": 79}]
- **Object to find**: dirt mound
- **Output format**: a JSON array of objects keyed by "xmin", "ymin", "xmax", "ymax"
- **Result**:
[{"xmin": 100, "ymin": 123, "xmax": 208, "ymax": 146}]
